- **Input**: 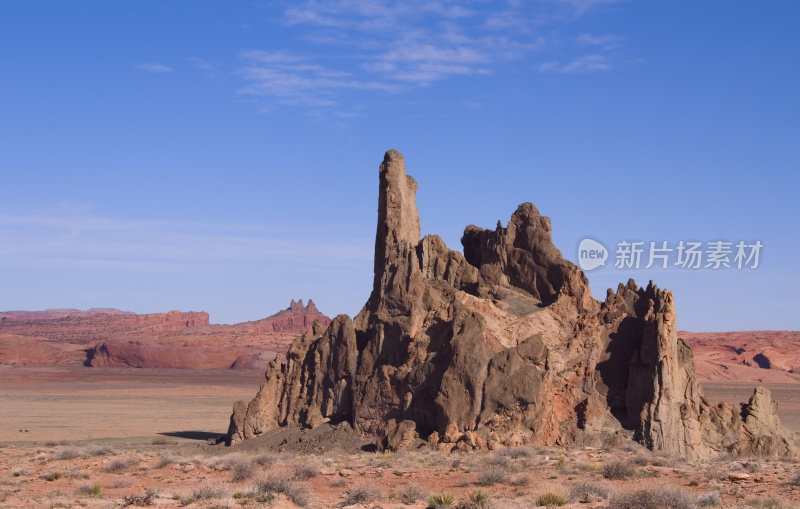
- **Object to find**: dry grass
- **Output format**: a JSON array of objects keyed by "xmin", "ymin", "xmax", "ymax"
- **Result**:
[
  {"xmin": 610, "ymin": 486, "xmax": 694, "ymax": 509},
  {"xmin": 103, "ymin": 456, "xmax": 138, "ymax": 473},
  {"xmin": 257, "ymin": 474, "xmax": 309, "ymax": 507}
]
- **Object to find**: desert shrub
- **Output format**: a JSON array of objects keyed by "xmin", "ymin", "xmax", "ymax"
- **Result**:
[
  {"xmin": 399, "ymin": 484, "xmax": 426, "ymax": 504},
  {"xmin": 39, "ymin": 471, "xmax": 62, "ymax": 481},
  {"xmin": 485, "ymin": 456, "xmax": 510, "ymax": 468},
  {"xmin": 122, "ymin": 488, "xmax": 160, "ymax": 506},
  {"xmin": 257, "ymin": 474, "xmax": 309, "ymax": 507},
  {"xmin": 12, "ymin": 468, "xmax": 27, "ymax": 477},
  {"xmin": 477, "ymin": 465, "xmax": 507, "ymax": 486},
  {"xmin": 569, "ymin": 481, "xmax": 611, "ymax": 502},
  {"xmin": 511, "ymin": 475, "xmax": 530, "ymax": 487},
  {"xmin": 294, "ymin": 463, "xmax": 317, "ymax": 480},
  {"xmin": 610, "ymin": 486, "xmax": 694, "ymax": 509},
  {"xmin": 428, "ymin": 493, "xmax": 455, "ymax": 509},
  {"xmin": 75, "ymin": 483, "xmax": 104, "ymax": 497},
  {"xmin": 467, "ymin": 490, "xmax": 491, "ymax": 509},
  {"xmin": 790, "ymin": 470, "xmax": 800, "ymax": 486},
  {"xmin": 104, "ymin": 457, "xmax": 138, "ymax": 473},
  {"xmin": 154, "ymin": 453, "xmax": 175, "ymax": 468},
  {"xmin": 697, "ymin": 490, "xmax": 722, "ymax": 507},
  {"xmin": 343, "ymin": 486, "xmax": 378, "ymax": 506},
  {"xmin": 230, "ymin": 458, "xmax": 255, "ymax": 482},
  {"xmin": 112, "ymin": 478, "xmax": 132, "ymax": 489},
  {"xmin": 536, "ymin": 491, "xmax": 566, "ymax": 506},
  {"xmin": 331, "ymin": 478, "xmax": 347, "ymax": 487},
  {"xmin": 743, "ymin": 461, "xmax": 760, "ymax": 473},
  {"xmin": 745, "ymin": 497, "xmax": 789, "ymax": 509},
  {"xmin": 253, "ymin": 453, "xmax": 274, "ymax": 466},
  {"xmin": 192, "ymin": 485, "xmax": 226, "ymax": 500},
  {"xmin": 602, "ymin": 460, "xmax": 635, "ymax": 480},
  {"xmin": 498, "ymin": 446, "xmax": 532, "ymax": 459},
  {"xmin": 85, "ymin": 444, "xmax": 115, "ymax": 456},
  {"xmin": 55, "ymin": 447, "xmax": 81, "ymax": 460},
  {"xmin": 631, "ymin": 455, "xmax": 650, "ymax": 466}
]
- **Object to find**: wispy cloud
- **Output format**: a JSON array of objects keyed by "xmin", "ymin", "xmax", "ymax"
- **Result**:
[
  {"xmin": 0, "ymin": 208, "xmax": 371, "ymax": 274},
  {"xmin": 539, "ymin": 53, "xmax": 612, "ymax": 73},
  {"xmin": 135, "ymin": 62, "xmax": 173, "ymax": 74},
  {"xmin": 230, "ymin": 0, "xmax": 633, "ymax": 110}
]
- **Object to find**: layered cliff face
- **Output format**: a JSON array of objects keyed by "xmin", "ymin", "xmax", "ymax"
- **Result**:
[
  {"xmin": 228, "ymin": 150, "xmax": 798, "ymax": 460},
  {"xmin": 0, "ymin": 302, "xmax": 331, "ymax": 370}
]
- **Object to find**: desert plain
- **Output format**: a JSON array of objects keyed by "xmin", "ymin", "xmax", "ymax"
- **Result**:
[{"xmin": 0, "ymin": 364, "xmax": 799, "ymax": 509}]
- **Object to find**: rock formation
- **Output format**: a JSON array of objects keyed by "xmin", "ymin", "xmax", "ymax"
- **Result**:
[
  {"xmin": 227, "ymin": 150, "xmax": 799, "ymax": 460},
  {"xmin": 0, "ymin": 302, "xmax": 331, "ymax": 370}
]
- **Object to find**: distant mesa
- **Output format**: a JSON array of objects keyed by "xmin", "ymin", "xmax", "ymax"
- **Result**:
[
  {"xmin": 0, "ymin": 301, "xmax": 331, "ymax": 370},
  {"xmin": 227, "ymin": 149, "xmax": 799, "ymax": 460}
]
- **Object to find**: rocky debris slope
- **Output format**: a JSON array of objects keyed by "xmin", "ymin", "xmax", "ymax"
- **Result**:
[
  {"xmin": 0, "ymin": 301, "xmax": 330, "ymax": 370},
  {"xmin": 681, "ymin": 330, "xmax": 800, "ymax": 383},
  {"xmin": 228, "ymin": 150, "xmax": 799, "ymax": 460}
]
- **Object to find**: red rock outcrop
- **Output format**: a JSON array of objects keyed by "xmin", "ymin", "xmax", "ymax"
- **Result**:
[
  {"xmin": 228, "ymin": 149, "xmax": 799, "ymax": 460},
  {"xmin": 0, "ymin": 302, "xmax": 330, "ymax": 370}
]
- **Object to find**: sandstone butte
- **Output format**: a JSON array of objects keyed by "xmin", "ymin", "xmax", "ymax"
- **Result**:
[
  {"xmin": 227, "ymin": 149, "xmax": 799, "ymax": 461},
  {"xmin": 0, "ymin": 300, "xmax": 331, "ymax": 370}
]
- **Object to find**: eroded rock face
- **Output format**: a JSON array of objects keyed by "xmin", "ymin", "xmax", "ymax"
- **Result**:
[
  {"xmin": 227, "ymin": 150, "xmax": 799, "ymax": 460},
  {"xmin": 0, "ymin": 302, "xmax": 331, "ymax": 370}
]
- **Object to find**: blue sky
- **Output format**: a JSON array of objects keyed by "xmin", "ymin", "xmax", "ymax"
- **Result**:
[{"xmin": 1, "ymin": 1, "xmax": 798, "ymax": 330}]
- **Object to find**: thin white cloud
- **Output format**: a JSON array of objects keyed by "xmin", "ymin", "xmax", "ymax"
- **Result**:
[
  {"xmin": 135, "ymin": 62, "xmax": 173, "ymax": 74},
  {"xmin": 230, "ymin": 0, "xmax": 633, "ymax": 110},
  {"xmin": 0, "ymin": 210, "xmax": 371, "ymax": 273},
  {"xmin": 539, "ymin": 54, "xmax": 612, "ymax": 73}
]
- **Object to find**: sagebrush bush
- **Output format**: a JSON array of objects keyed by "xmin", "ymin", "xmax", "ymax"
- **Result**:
[
  {"xmin": 696, "ymin": 490, "xmax": 722, "ymax": 507},
  {"xmin": 343, "ymin": 486, "xmax": 378, "ymax": 506},
  {"xmin": 294, "ymin": 463, "xmax": 317, "ymax": 480},
  {"xmin": 610, "ymin": 486, "xmax": 694, "ymax": 509},
  {"xmin": 85, "ymin": 444, "xmax": 115, "ymax": 456},
  {"xmin": 56, "ymin": 447, "xmax": 82, "ymax": 460},
  {"xmin": 602, "ymin": 460, "xmax": 635, "ymax": 480},
  {"xmin": 230, "ymin": 458, "xmax": 255, "ymax": 482},
  {"xmin": 569, "ymin": 481, "xmax": 611, "ymax": 502},
  {"xmin": 104, "ymin": 457, "xmax": 138, "ymax": 473},
  {"xmin": 399, "ymin": 484, "xmax": 426, "ymax": 504},
  {"xmin": 75, "ymin": 483, "xmax": 104, "ymax": 497},
  {"xmin": 257, "ymin": 474, "xmax": 309, "ymax": 507},
  {"xmin": 498, "ymin": 447, "xmax": 532, "ymax": 459},
  {"xmin": 477, "ymin": 465, "xmax": 507, "ymax": 486}
]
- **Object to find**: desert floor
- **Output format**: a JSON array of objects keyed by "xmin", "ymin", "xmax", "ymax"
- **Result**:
[{"xmin": 0, "ymin": 366, "xmax": 798, "ymax": 508}]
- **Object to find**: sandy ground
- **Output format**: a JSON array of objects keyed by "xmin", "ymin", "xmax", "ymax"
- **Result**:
[
  {"xmin": 0, "ymin": 365, "xmax": 263, "ymax": 443},
  {"xmin": 0, "ymin": 366, "xmax": 799, "ymax": 508}
]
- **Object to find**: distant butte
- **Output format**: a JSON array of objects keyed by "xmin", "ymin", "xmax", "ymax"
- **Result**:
[{"xmin": 0, "ymin": 301, "xmax": 331, "ymax": 370}]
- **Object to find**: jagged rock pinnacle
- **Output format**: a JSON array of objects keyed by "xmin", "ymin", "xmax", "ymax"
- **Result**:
[{"xmin": 374, "ymin": 150, "xmax": 421, "ymax": 283}]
